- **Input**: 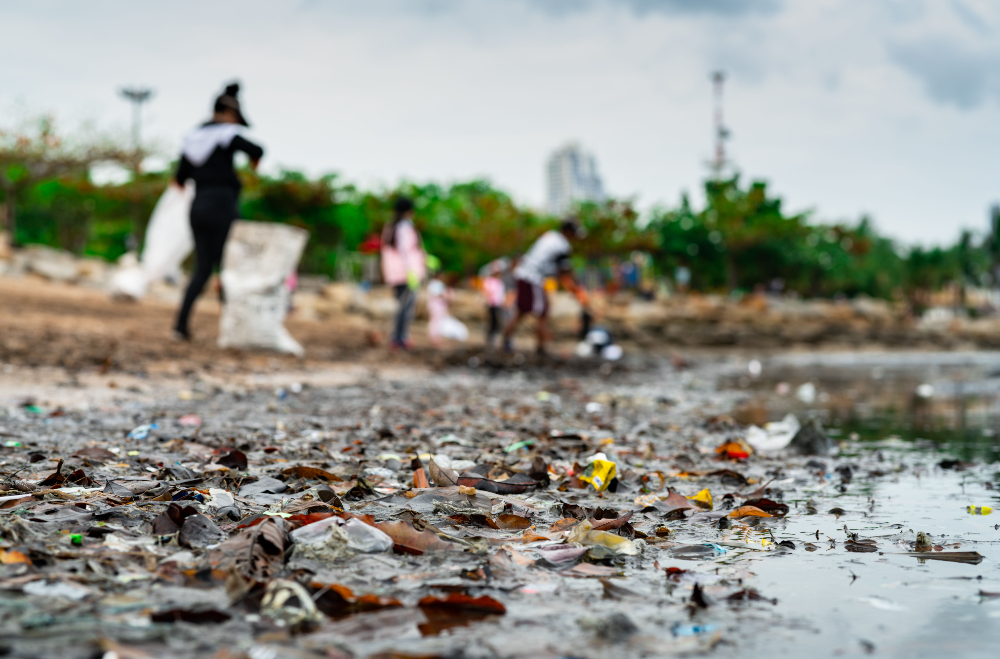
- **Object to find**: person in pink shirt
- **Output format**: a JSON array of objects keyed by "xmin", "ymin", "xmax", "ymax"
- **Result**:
[
  {"xmin": 481, "ymin": 260, "xmax": 507, "ymax": 348},
  {"xmin": 380, "ymin": 197, "xmax": 426, "ymax": 350}
]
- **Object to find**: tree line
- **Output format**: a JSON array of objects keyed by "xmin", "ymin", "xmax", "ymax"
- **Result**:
[{"xmin": 1, "ymin": 117, "xmax": 996, "ymax": 307}]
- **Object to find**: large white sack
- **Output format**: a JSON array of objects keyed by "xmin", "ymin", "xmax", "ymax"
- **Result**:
[
  {"xmin": 108, "ymin": 183, "xmax": 194, "ymax": 299},
  {"xmin": 218, "ymin": 221, "xmax": 309, "ymax": 356}
]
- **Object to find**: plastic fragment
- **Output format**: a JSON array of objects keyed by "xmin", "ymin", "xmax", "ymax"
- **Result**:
[
  {"xmin": 686, "ymin": 488, "xmax": 713, "ymax": 510},
  {"xmin": 580, "ymin": 459, "xmax": 617, "ymax": 492}
]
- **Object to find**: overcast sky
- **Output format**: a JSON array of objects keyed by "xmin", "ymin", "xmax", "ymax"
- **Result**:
[{"xmin": 2, "ymin": 0, "xmax": 998, "ymax": 244}]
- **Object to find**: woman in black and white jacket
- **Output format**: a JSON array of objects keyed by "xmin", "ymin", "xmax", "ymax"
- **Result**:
[{"xmin": 172, "ymin": 82, "xmax": 264, "ymax": 340}]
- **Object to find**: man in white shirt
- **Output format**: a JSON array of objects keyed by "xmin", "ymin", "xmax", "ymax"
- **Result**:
[{"xmin": 503, "ymin": 218, "xmax": 590, "ymax": 355}]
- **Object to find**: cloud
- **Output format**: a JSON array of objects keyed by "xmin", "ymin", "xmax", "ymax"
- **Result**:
[
  {"xmin": 889, "ymin": 39, "xmax": 1000, "ymax": 109},
  {"xmin": 515, "ymin": 0, "xmax": 783, "ymax": 19},
  {"xmin": 621, "ymin": 0, "xmax": 783, "ymax": 17},
  {"xmin": 949, "ymin": 0, "xmax": 990, "ymax": 35}
]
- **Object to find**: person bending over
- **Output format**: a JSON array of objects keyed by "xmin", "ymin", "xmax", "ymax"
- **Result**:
[
  {"xmin": 172, "ymin": 82, "xmax": 263, "ymax": 341},
  {"xmin": 503, "ymin": 218, "xmax": 589, "ymax": 355}
]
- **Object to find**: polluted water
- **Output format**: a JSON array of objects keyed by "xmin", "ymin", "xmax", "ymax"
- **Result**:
[{"xmin": 0, "ymin": 353, "xmax": 997, "ymax": 658}]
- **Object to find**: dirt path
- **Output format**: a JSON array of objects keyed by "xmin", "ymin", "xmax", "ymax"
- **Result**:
[{"xmin": 0, "ymin": 275, "xmax": 397, "ymax": 374}]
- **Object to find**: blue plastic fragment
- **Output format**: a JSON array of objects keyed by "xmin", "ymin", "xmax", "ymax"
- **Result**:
[
  {"xmin": 672, "ymin": 623, "xmax": 718, "ymax": 637},
  {"xmin": 127, "ymin": 423, "xmax": 158, "ymax": 440}
]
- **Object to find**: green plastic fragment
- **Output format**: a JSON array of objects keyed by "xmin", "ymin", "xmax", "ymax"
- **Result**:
[
  {"xmin": 504, "ymin": 438, "xmax": 536, "ymax": 453},
  {"xmin": 70, "ymin": 534, "xmax": 83, "ymax": 546}
]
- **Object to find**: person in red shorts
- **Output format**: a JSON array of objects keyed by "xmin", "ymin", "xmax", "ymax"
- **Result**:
[{"xmin": 502, "ymin": 217, "xmax": 590, "ymax": 355}]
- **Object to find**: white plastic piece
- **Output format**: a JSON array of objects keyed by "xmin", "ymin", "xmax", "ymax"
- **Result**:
[{"xmin": 745, "ymin": 413, "xmax": 801, "ymax": 452}]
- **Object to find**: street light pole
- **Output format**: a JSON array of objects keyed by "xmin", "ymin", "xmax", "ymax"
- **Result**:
[
  {"xmin": 119, "ymin": 86, "xmax": 154, "ymax": 168},
  {"xmin": 118, "ymin": 86, "xmax": 153, "ymax": 252}
]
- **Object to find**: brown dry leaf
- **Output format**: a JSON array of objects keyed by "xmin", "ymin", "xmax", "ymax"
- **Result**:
[
  {"xmin": 417, "ymin": 593, "xmax": 506, "ymax": 636},
  {"xmin": 457, "ymin": 473, "xmax": 537, "ymax": 495},
  {"xmin": 72, "ymin": 446, "xmax": 117, "ymax": 461},
  {"xmin": 662, "ymin": 490, "xmax": 695, "ymax": 510},
  {"xmin": 0, "ymin": 549, "xmax": 31, "ymax": 565},
  {"xmin": 489, "ymin": 514, "xmax": 532, "ymax": 530},
  {"xmin": 413, "ymin": 467, "xmax": 429, "ymax": 489},
  {"xmin": 589, "ymin": 511, "xmax": 633, "ymax": 531},
  {"xmin": 742, "ymin": 498, "xmax": 789, "ymax": 516},
  {"xmin": 428, "ymin": 458, "xmax": 459, "ymax": 487},
  {"xmin": 521, "ymin": 530, "xmax": 551, "ymax": 543},
  {"xmin": 376, "ymin": 520, "xmax": 464, "ymax": 555},
  {"xmin": 309, "ymin": 582, "xmax": 403, "ymax": 618},
  {"xmin": 729, "ymin": 506, "xmax": 773, "ymax": 519},
  {"xmin": 418, "ymin": 593, "xmax": 506, "ymax": 614},
  {"xmin": 281, "ymin": 465, "xmax": 343, "ymax": 482},
  {"xmin": 549, "ymin": 518, "xmax": 583, "ymax": 533},
  {"xmin": 210, "ymin": 517, "xmax": 288, "ymax": 582}
]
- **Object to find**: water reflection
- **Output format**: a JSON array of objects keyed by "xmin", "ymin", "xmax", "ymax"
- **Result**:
[{"xmin": 722, "ymin": 351, "xmax": 1000, "ymax": 462}]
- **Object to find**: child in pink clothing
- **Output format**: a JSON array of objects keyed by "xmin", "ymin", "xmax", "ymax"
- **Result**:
[
  {"xmin": 380, "ymin": 197, "xmax": 426, "ymax": 349},
  {"xmin": 481, "ymin": 261, "xmax": 507, "ymax": 348}
]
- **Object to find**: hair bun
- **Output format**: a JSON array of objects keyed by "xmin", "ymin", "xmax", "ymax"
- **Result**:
[{"xmin": 224, "ymin": 82, "xmax": 240, "ymax": 97}]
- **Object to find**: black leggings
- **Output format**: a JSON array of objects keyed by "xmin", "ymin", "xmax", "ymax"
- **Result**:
[
  {"xmin": 174, "ymin": 187, "xmax": 238, "ymax": 334},
  {"xmin": 487, "ymin": 305, "xmax": 503, "ymax": 344}
]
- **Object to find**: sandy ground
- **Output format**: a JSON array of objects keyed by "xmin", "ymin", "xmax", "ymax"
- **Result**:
[{"xmin": 0, "ymin": 276, "xmax": 446, "ymax": 408}]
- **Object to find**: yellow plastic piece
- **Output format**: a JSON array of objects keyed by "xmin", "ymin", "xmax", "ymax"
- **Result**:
[
  {"xmin": 687, "ymin": 488, "xmax": 713, "ymax": 510},
  {"xmin": 580, "ymin": 459, "xmax": 617, "ymax": 492},
  {"xmin": 968, "ymin": 505, "xmax": 993, "ymax": 515}
]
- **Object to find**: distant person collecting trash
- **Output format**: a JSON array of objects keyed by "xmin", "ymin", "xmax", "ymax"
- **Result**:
[
  {"xmin": 172, "ymin": 82, "xmax": 264, "ymax": 341},
  {"xmin": 480, "ymin": 259, "xmax": 508, "ymax": 348},
  {"xmin": 502, "ymin": 217, "xmax": 590, "ymax": 355},
  {"xmin": 381, "ymin": 197, "xmax": 426, "ymax": 350}
]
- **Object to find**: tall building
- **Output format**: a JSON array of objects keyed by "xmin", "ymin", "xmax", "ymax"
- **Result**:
[{"xmin": 546, "ymin": 142, "xmax": 605, "ymax": 215}]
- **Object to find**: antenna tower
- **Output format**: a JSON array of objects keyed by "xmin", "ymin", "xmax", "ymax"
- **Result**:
[{"xmin": 711, "ymin": 71, "xmax": 729, "ymax": 178}]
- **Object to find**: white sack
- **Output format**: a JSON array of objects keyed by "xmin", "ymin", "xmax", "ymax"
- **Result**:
[
  {"xmin": 438, "ymin": 315, "xmax": 469, "ymax": 342},
  {"xmin": 108, "ymin": 183, "xmax": 194, "ymax": 299},
  {"xmin": 218, "ymin": 221, "xmax": 309, "ymax": 356}
]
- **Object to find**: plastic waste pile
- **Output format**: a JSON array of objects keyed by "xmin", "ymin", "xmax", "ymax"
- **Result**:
[{"xmin": 0, "ymin": 368, "xmax": 992, "ymax": 658}]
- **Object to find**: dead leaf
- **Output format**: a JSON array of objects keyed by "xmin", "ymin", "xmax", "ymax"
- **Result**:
[
  {"xmin": 907, "ymin": 551, "xmax": 984, "ymax": 564},
  {"xmin": 309, "ymin": 582, "xmax": 403, "ymax": 619},
  {"xmin": 210, "ymin": 517, "xmax": 288, "ymax": 582},
  {"xmin": 742, "ymin": 498, "xmax": 789, "ymax": 517},
  {"xmin": 457, "ymin": 472, "xmax": 537, "ymax": 495},
  {"xmin": 376, "ymin": 520, "xmax": 464, "ymax": 555},
  {"xmin": 549, "ymin": 518, "xmax": 583, "ymax": 533},
  {"xmin": 281, "ymin": 465, "xmax": 344, "ymax": 482},
  {"xmin": 489, "ymin": 514, "xmax": 532, "ymax": 530},
  {"xmin": 215, "ymin": 449, "xmax": 248, "ymax": 471},
  {"xmin": 0, "ymin": 549, "xmax": 31, "ymax": 565},
  {"xmin": 728, "ymin": 506, "xmax": 773, "ymax": 519},
  {"xmin": 428, "ymin": 458, "xmax": 458, "ymax": 487},
  {"xmin": 418, "ymin": 593, "xmax": 506, "ymax": 614},
  {"xmin": 417, "ymin": 593, "xmax": 506, "ymax": 636},
  {"xmin": 72, "ymin": 447, "xmax": 117, "ymax": 461},
  {"xmin": 590, "ymin": 511, "xmax": 633, "ymax": 531},
  {"xmin": 521, "ymin": 530, "xmax": 551, "ymax": 543}
]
